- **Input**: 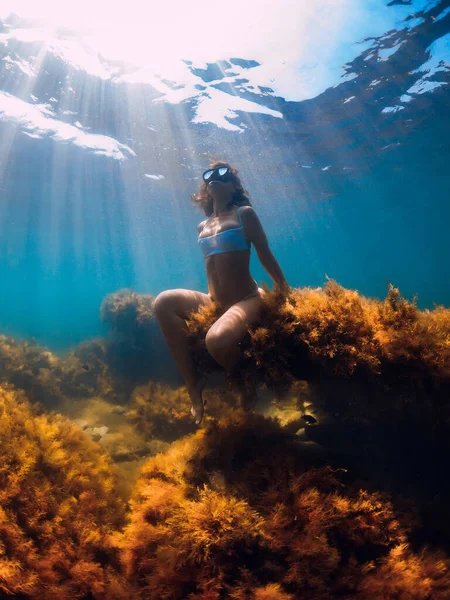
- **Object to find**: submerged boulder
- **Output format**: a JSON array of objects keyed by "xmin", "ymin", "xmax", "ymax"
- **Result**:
[
  {"xmin": 119, "ymin": 413, "xmax": 450, "ymax": 599},
  {"xmin": 186, "ymin": 279, "xmax": 450, "ymax": 455}
]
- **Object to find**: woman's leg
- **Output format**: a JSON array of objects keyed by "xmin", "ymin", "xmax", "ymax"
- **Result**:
[
  {"xmin": 154, "ymin": 289, "xmax": 212, "ymax": 423},
  {"xmin": 204, "ymin": 288, "xmax": 265, "ymax": 409}
]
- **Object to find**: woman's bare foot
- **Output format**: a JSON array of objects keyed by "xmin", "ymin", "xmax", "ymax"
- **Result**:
[{"xmin": 189, "ymin": 376, "xmax": 207, "ymax": 425}]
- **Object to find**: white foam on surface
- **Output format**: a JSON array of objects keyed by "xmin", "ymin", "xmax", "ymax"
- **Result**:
[
  {"xmin": 0, "ymin": 1, "xmax": 446, "ymax": 132},
  {"xmin": 407, "ymin": 33, "xmax": 450, "ymax": 95},
  {"xmin": 144, "ymin": 174, "xmax": 165, "ymax": 180},
  {"xmin": 0, "ymin": 91, "xmax": 135, "ymax": 160},
  {"xmin": 381, "ymin": 105, "xmax": 405, "ymax": 113},
  {"xmin": 191, "ymin": 87, "xmax": 282, "ymax": 132}
]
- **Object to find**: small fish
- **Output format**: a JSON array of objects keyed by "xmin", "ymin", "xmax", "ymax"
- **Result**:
[
  {"xmin": 301, "ymin": 414, "xmax": 317, "ymax": 425},
  {"xmin": 81, "ymin": 364, "xmax": 90, "ymax": 371}
]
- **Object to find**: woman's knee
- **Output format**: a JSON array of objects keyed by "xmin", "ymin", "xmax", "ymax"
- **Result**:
[
  {"xmin": 154, "ymin": 290, "xmax": 179, "ymax": 320},
  {"xmin": 154, "ymin": 289, "xmax": 211, "ymax": 321},
  {"xmin": 205, "ymin": 329, "xmax": 234, "ymax": 363}
]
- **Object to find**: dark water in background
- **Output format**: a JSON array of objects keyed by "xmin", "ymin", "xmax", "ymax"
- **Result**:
[{"xmin": 0, "ymin": 1, "xmax": 449, "ymax": 358}]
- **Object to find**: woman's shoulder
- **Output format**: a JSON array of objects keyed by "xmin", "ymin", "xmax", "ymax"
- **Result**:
[
  {"xmin": 197, "ymin": 218, "xmax": 208, "ymax": 234},
  {"xmin": 237, "ymin": 204, "xmax": 254, "ymax": 212},
  {"xmin": 238, "ymin": 205, "xmax": 256, "ymax": 220}
]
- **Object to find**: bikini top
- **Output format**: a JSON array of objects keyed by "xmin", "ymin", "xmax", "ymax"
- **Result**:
[{"xmin": 198, "ymin": 206, "xmax": 250, "ymax": 259}]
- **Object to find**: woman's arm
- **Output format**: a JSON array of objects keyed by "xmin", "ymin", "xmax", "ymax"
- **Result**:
[{"xmin": 241, "ymin": 206, "xmax": 290, "ymax": 293}]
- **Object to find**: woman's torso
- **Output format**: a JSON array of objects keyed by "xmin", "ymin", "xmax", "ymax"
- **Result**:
[{"xmin": 198, "ymin": 206, "xmax": 257, "ymax": 308}]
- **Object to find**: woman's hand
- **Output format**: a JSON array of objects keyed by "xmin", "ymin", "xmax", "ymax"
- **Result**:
[{"xmin": 274, "ymin": 280, "xmax": 291, "ymax": 297}]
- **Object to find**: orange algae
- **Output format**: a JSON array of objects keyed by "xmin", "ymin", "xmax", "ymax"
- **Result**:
[
  {"xmin": 126, "ymin": 380, "xmax": 238, "ymax": 442},
  {"xmin": 186, "ymin": 280, "xmax": 450, "ymax": 455},
  {"xmin": 187, "ymin": 279, "xmax": 450, "ymax": 385},
  {"xmin": 358, "ymin": 543, "xmax": 450, "ymax": 599},
  {"xmin": 119, "ymin": 414, "xmax": 450, "ymax": 599},
  {"xmin": 0, "ymin": 383, "xmax": 132, "ymax": 599},
  {"xmin": 230, "ymin": 583, "xmax": 294, "ymax": 600},
  {"xmin": 126, "ymin": 380, "xmax": 197, "ymax": 441},
  {"xmin": 0, "ymin": 335, "xmax": 132, "ymax": 407},
  {"xmin": 1, "ymin": 280, "xmax": 450, "ymax": 599},
  {"xmin": 0, "ymin": 288, "xmax": 157, "ymax": 410},
  {"xmin": 100, "ymin": 288, "xmax": 155, "ymax": 335}
]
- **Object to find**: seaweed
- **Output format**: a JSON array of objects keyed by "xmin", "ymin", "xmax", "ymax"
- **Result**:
[
  {"xmin": 186, "ymin": 280, "xmax": 450, "ymax": 456},
  {"xmin": 0, "ymin": 383, "xmax": 132, "ymax": 599},
  {"xmin": 126, "ymin": 380, "xmax": 238, "ymax": 442},
  {"xmin": 120, "ymin": 414, "xmax": 449, "ymax": 599}
]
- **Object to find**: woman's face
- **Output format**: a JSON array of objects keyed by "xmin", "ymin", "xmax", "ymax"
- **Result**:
[{"xmin": 207, "ymin": 178, "xmax": 236, "ymax": 200}]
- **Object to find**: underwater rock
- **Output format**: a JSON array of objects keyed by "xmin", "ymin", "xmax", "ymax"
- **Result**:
[
  {"xmin": 86, "ymin": 425, "xmax": 109, "ymax": 441},
  {"xmin": 187, "ymin": 279, "xmax": 450, "ymax": 386},
  {"xmin": 95, "ymin": 425, "xmax": 109, "ymax": 437},
  {"xmin": 0, "ymin": 334, "xmax": 64, "ymax": 406},
  {"xmin": 185, "ymin": 279, "xmax": 450, "ymax": 457},
  {"xmin": 262, "ymin": 380, "xmax": 322, "ymax": 435},
  {"xmin": 59, "ymin": 339, "xmax": 132, "ymax": 403},
  {"xmin": 100, "ymin": 288, "xmax": 155, "ymax": 336},
  {"xmin": 0, "ymin": 334, "xmax": 137, "ymax": 409},
  {"xmin": 99, "ymin": 428, "xmax": 156, "ymax": 463},
  {"xmin": 1, "ymin": 278, "xmax": 449, "ymax": 598},
  {"xmin": 119, "ymin": 413, "xmax": 450, "ymax": 599},
  {"xmin": 99, "ymin": 289, "xmax": 157, "ymax": 385},
  {"xmin": 301, "ymin": 413, "xmax": 317, "ymax": 424},
  {"xmin": 55, "ymin": 396, "xmax": 158, "ymax": 470}
]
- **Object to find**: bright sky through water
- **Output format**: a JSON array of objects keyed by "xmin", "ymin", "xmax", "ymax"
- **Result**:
[{"xmin": 0, "ymin": 0, "xmax": 441, "ymax": 103}]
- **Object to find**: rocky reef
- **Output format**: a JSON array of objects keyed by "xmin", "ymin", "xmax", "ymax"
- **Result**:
[
  {"xmin": 119, "ymin": 414, "xmax": 450, "ymax": 599},
  {"xmin": 187, "ymin": 279, "xmax": 450, "ymax": 457},
  {"xmin": 0, "ymin": 289, "xmax": 157, "ymax": 409},
  {"xmin": 0, "ymin": 280, "xmax": 449, "ymax": 598}
]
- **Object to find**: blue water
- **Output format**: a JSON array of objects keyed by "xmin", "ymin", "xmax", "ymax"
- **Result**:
[{"xmin": 0, "ymin": 1, "xmax": 449, "ymax": 353}]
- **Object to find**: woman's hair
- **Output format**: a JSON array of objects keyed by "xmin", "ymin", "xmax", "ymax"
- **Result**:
[{"xmin": 191, "ymin": 161, "xmax": 252, "ymax": 217}]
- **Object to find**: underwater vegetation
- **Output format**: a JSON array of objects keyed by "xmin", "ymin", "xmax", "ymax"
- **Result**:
[
  {"xmin": 126, "ymin": 381, "xmax": 197, "ymax": 441},
  {"xmin": 100, "ymin": 289, "xmax": 154, "ymax": 340},
  {"xmin": 0, "ymin": 334, "xmax": 66, "ymax": 406},
  {"xmin": 0, "ymin": 290, "xmax": 158, "ymax": 409},
  {"xmin": 119, "ymin": 414, "xmax": 450, "ymax": 599},
  {"xmin": 1, "ymin": 279, "xmax": 450, "ymax": 598},
  {"xmin": 100, "ymin": 289, "xmax": 158, "ymax": 385},
  {"xmin": 187, "ymin": 278, "xmax": 449, "ymax": 391},
  {"xmin": 126, "ymin": 380, "xmax": 238, "ymax": 442},
  {"xmin": 0, "ymin": 335, "xmax": 131, "ymax": 407},
  {"xmin": 91, "ymin": 280, "xmax": 450, "ymax": 449},
  {"xmin": 0, "ymin": 383, "xmax": 132, "ymax": 599},
  {"xmin": 2, "ymin": 384, "xmax": 450, "ymax": 598},
  {"xmin": 187, "ymin": 279, "xmax": 450, "ymax": 456}
]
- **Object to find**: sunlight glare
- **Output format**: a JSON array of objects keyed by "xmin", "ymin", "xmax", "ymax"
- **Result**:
[{"xmin": 1, "ymin": 0, "xmax": 348, "ymax": 87}]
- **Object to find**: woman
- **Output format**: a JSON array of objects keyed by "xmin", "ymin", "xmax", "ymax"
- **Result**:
[{"xmin": 154, "ymin": 161, "xmax": 289, "ymax": 424}]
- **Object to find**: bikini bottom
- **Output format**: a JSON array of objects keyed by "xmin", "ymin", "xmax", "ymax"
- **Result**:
[
  {"xmin": 215, "ymin": 280, "xmax": 261, "ymax": 311},
  {"xmin": 242, "ymin": 283, "xmax": 260, "ymax": 301}
]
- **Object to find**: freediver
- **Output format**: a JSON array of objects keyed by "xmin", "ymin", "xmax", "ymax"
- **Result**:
[{"xmin": 154, "ymin": 162, "xmax": 289, "ymax": 424}]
